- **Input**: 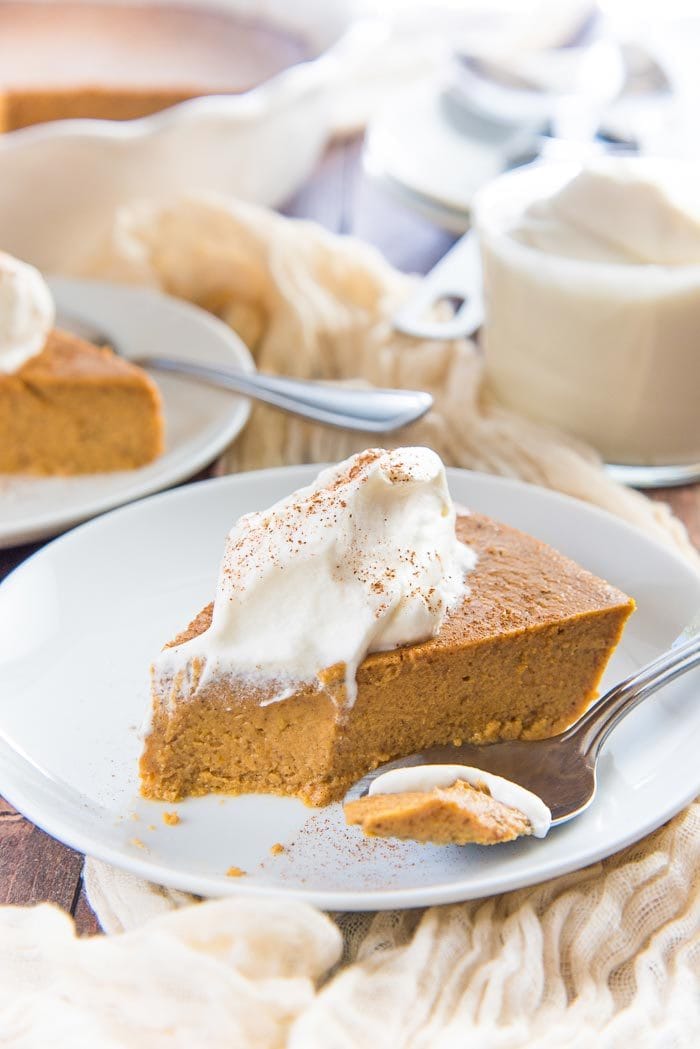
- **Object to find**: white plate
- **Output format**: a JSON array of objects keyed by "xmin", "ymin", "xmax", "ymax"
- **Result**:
[
  {"xmin": 1, "ymin": 467, "xmax": 699, "ymax": 911},
  {"xmin": 0, "ymin": 279, "xmax": 253, "ymax": 548},
  {"xmin": 364, "ymin": 77, "xmax": 505, "ymax": 234}
]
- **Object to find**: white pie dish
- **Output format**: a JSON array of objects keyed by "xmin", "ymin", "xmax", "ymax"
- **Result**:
[{"xmin": 0, "ymin": 0, "xmax": 363, "ymax": 271}]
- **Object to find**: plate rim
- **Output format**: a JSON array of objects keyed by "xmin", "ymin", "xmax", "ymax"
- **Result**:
[
  {"xmin": 2, "ymin": 465, "xmax": 700, "ymax": 910},
  {"xmin": 0, "ymin": 279, "xmax": 254, "ymax": 548}
]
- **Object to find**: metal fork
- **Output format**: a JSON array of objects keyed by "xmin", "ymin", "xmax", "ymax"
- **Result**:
[
  {"xmin": 56, "ymin": 309, "xmax": 433, "ymax": 434},
  {"xmin": 344, "ymin": 626, "xmax": 700, "ymax": 826}
]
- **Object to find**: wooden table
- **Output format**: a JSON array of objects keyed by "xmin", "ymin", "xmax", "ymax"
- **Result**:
[{"xmin": 1, "ymin": 141, "xmax": 699, "ymax": 935}]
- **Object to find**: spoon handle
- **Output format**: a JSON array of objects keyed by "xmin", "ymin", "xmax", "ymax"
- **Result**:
[
  {"xmin": 392, "ymin": 231, "xmax": 483, "ymax": 341},
  {"xmin": 135, "ymin": 356, "xmax": 433, "ymax": 433},
  {"xmin": 564, "ymin": 628, "xmax": 700, "ymax": 761}
]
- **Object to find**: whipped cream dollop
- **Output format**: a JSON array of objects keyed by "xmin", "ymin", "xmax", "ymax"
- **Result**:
[
  {"xmin": 369, "ymin": 764, "xmax": 552, "ymax": 838},
  {"xmin": 0, "ymin": 251, "xmax": 54, "ymax": 373},
  {"xmin": 160, "ymin": 447, "xmax": 476, "ymax": 702},
  {"xmin": 511, "ymin": 157, "xmax": 700, "ymax": 265}
]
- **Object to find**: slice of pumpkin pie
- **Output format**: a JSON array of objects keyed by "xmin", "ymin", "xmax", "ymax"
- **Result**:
[
  {"xmin": 344, "ymin": 765, "xmax": 552, "ymax": 845},
  {"xmin": 139, "ymin": 447, "xmax": 634, "ymax": 806},
  {"xmin": 0, "ymin": 251, "xmax": 164, "ymax": 475}
]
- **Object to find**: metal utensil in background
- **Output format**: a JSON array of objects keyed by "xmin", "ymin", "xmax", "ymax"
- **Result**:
[
  {"xmin": 392, "ymin": 231, "xmax": 483, "ymax": 341},
  {"xmin": 56, "ymin": 309, "xmax": 433, "ymax": 434},
  {"xmin": 134, "ymin": 356, "xmax": 433, "ymax": 434}
]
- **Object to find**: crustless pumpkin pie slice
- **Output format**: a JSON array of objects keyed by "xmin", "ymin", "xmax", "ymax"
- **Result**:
[
  {"xmin": 344, "ymin": 780, "xmax": 535, "ymax": 845},
  {"xmin": 0, "ymin": 328, "xmax": 164, "ymax": 475},
  {"xmin": 140, "ymin": 509, "xmax": 634, "ymax": 807}
]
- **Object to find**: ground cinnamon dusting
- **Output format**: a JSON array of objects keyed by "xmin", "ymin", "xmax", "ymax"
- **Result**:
[{"xmin": 219, "ymin": 448, "xmax": 388, "ymax": 593}]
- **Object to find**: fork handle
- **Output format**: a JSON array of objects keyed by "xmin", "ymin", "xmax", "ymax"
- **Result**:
[
  {"xmin": 136, "ymin": 356, "xmax": 433, "ymax": 433},
  {"xmin": 563, "ymin": 628, "xmax": 700, "ymax": 760}
]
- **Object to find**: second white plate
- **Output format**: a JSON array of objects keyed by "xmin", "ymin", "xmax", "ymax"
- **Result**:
[
  {"xmin": 1, "ymin": 467, "xmax": 699, "ymax": 910},
  {"xmin": 0, "ymin": 278, "xmax": 253, "ymax": 548}
]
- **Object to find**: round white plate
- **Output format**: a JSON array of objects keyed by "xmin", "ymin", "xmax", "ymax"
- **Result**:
[
  {"xmin": 0, "ymin": 279, "xmax": 252, "ymax": 548},
  {"xmin": 364, "ymin": 77, "xmax": 507, "ymax": 234},
  {"xmin": 1, "ymin": 467, "xmax": 699, "ymax": 910}
]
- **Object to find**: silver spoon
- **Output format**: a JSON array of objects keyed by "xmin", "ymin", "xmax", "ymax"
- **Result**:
[
  {"xmin": 133, "ymin": 356, "xmax": 432, "ymax": 434},
  {"xmin": 345, "ymin": 625, "xmax": 700, "ymax": 826},
  {"xmin": 56, "ymin": 310, "xmax": 432, "ymax": 434}
]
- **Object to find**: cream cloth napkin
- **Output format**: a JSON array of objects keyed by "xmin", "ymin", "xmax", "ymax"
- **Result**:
[{"xmin": 4, "ymin": 196, "xmax": 698, "ymax": 1047}]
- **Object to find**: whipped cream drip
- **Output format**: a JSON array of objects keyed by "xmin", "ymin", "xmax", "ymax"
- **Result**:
[
  {"xmin": 369, "ymin": 764, "xmax": 551, "ymax": 838},
  {"xmin": 159, "ymin": 447, "xmax": 476, "ymax": 703},
  {"xmin": 0, "ymin": 251, "xmax": 54, "ymax": 373}
]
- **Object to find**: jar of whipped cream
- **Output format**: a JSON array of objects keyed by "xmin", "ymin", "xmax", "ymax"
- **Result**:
[{"xmin": 473, "ymin": 157, "xmax": 700, "ymax": 481}]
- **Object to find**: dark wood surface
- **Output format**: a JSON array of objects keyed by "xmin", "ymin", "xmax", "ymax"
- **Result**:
[{"xmin": 1, "ymin": 140, "xmax": 699, "ymax": 935}]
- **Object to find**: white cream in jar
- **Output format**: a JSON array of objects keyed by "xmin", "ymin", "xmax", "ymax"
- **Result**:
[{"xmin": 474, "ymin": 157, "xmax": 700, "ymax": 466}]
